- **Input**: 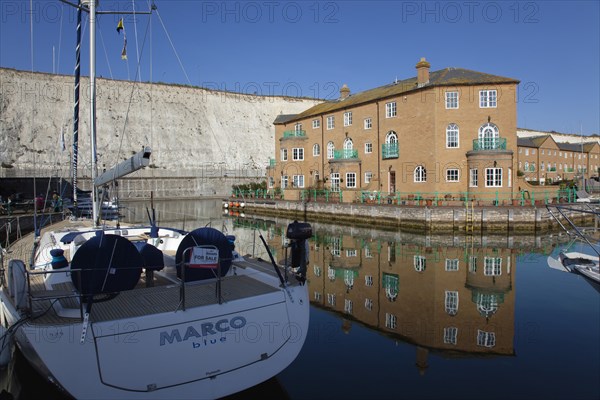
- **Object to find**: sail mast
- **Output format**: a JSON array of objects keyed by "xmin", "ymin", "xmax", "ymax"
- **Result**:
[
  {"xmin": 87, "ymin": 0, "xmax": 99, "ymax": 226},
  {"xmin": 72, "ymin": 1, "xmax": 82, "ymax": 209}
]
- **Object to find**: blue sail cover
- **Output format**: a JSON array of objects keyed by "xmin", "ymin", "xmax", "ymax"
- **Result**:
[
  {"xmin": 70, "ymin": 233, "xmax": 143, "ymax": 295},
  {"xmin": 175, "ymin": 227, "xmax": 234, "ymax": 282}
]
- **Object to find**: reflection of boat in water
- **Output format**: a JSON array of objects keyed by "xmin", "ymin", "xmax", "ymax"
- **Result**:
[{"xmin": 546, "ymin": 204, "xmax": 600, "ymax": 287}]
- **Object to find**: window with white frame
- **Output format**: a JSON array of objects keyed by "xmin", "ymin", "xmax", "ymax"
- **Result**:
[
  {"xmin": 444, "ymin": 327, "xmax": 458, "ymax": 345},
  {"xmin": 365, "ymin": 275, "xmax": 373, "ymax": 286},
  {"xmin": 479, "ymin": 123, "xmax": 499, "ymax": 149},
  {"xmin": 485, "ymin": 168, "xmax": 502, "ymax": 187},
  {"xmin": 365, "ymin": 172, "xmax": 373, "ymax": 183},
  {"xmin": 313, "ymin": 143, "xmax": 320, "ymax": 156},
  {"xmin": 344, "ymin": 138, "xmax": 353, "ymax": 150},
  {"xmin": 327, "ymin": 142, "xmax": 335, "ymax": 159},
  {"xmin": 385, "ymin": 101, "xmax": 397, "ymax": 118},
  {"xmin": 282, "ymin": 175, "xmax": 288, "ymax": 188},
  {"xmin": 484, "ymin": 257, "xmax": 502, "ymax": 276},
  {"xmin": 445, "ymin": 91, "xmax": 459, "ymax": 109},
  {"xmin": 469, "ymin": 256, "xmax": 477, "ymax": 273},
  {"xmin": 364, "ymin": 117, "xmax": 372, "ymax": 129},
  {"xmin": 326, "ymin": 115, "xmax": 335, "ymax": 130},
  {"xmin": 525, "ymin": 148, "xmax": 529, "ymax": 156},
  {"xmin": 385, "ymin": 313, "xmax": 397, "ymax": 329},
  {"xmin": 346, "ymin": 173, "xmax": 357, "ymax": 188},
  {"xmin": 445, "ymin": 291, "xmax": 459, "ymax": 316},
  {"xmin": 414, "ymin": 255, "xmax": 426, "ymax": 272},
  {"xmin": 414, "ymin": 166, "xmax": 427, "ymax": 182},
  {"xmin": 294, "ymin": 123, "xmax": 302, "ymax": 132},
  {"xmin": 445, "ymin": 259, "xmax": 459, "ymax": 271},
  {"xmin": 292, "ymin": 148, "xmax": 304, "ymax": 161},
  {"xmin": 312, "ymin": 119, "xmax": 320, "ymax": 129},
  {"xmin": 292, "ymin": 175, "xmax": 305, "ymax": 188},
  {"xmin": 364, "ymin": 298, "xmax": 373, "ymax": 310},
  {"xmin": 446, "ymin": 168, "xmax": 459, "ymax": 182},
  {"xmin": 344, "ymin": 111, "xmax": 352, "ymax": 126},
  {"xmin": 365, "ymin": 248, "xmax": 373, "ymax": 258},
  {"xmin": 477, "ymin": 330, "xmax": 496, "ymax": 348},
  {"xmin": 479, "ymin": 89, "xmax": 497, "ymax": 108},
  {"xmin": 268, "ymin": 176, "xmax": 274, "ymax": 188},
  {"xmin": 470, "ymin": 168, "xmax": 478, "ymax": 187},
  {"xmin": 386, "ymin": 131, "xmax": 398, "ymax": 144},
  {"xmin": 365, "ymin": 142, "xmax": 373, "ymax": 154},
  {"xmin": 330, "ymin": 173, "xmax": 340, "ymax": 192},
  {"xmin": 446, "ymin": 123, "xmax": 459, "ymax": 148}
]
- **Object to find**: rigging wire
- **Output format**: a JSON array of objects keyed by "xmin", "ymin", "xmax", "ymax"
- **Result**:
[
  {"xmin": 96, "ymin": 16, "xmax": 114, "ymax": 79},
  {"xmin": 131, "ymin": 0, "xmax": 142, "ymax": 82}
]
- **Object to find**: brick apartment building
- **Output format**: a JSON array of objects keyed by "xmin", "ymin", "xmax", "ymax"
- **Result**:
[
  {"xmin": 270, "ymin": 58, "xmax": 519, "ymax": 202},
  {"xmin": 268, "ymin": 58, "xmax": 599, "ymax": 203}
]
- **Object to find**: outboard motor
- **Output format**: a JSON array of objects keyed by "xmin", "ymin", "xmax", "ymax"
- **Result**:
[{"xmin": 286, "ymin": 220, "xmax": 312, "ymax": 284}]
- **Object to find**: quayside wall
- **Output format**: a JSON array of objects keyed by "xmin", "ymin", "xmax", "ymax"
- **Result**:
[{"xmin": 239, "ymin": 200, "xmax": 595, "ymax": 234}]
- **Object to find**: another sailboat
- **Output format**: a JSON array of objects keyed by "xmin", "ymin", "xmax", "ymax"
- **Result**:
[{"xmin": 0, "ymin": 1, "xmax": 311, "ymax": 398}]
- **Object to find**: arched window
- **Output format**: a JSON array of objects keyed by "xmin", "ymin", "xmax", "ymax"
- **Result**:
[
  {"xmin": 343, "ymin": 138, "xmax": 353, "ymax": 150},
  {"xmin": 479, "ymin": 123, "xmax": 499, "ymax": 149},
  {"xmin": 327, "ymin": 142, "xmax": 335, "ymax": 159},
  {"xmin": 446, "ymin": 123, "xmax": 459, "ymax": 148},
  {"xmin": 414, "ymin": 165, "xmax": 426, "ymax": 182},
  {"xmin": 385, "ymin": 131, "xmax": 398, "ymax": 144},
  {"xmin": 313, "ymin": 143, "xmax": 320, "ymax": 156}
]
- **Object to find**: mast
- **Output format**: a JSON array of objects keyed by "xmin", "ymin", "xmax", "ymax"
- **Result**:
[
  {"xmin": 72, "ymin": 1, "xmax": 82, "ymax": 210},
  {"xmin": 88, "ymin": 0, "xmax": 99, "ymax": 226}
]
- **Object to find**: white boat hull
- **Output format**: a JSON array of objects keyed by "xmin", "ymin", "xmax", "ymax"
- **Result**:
[{"xmin": 1, "ymin": 221, "xmax": 311, "ymax": 399}]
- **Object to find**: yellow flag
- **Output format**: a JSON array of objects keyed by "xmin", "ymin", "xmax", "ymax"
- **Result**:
[{"xmin": 116, "ymin": 18, "xmax": 124, "ymax": 34}]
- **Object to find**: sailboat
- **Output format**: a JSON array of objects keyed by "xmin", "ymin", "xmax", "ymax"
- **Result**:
[{"xmin": 0, "ymin": 1, "xmax": 311, "ymax": 399}]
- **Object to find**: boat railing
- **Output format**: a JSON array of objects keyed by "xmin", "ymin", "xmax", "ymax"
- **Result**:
[
  {"xmin": 179, "ymin": 245, "xmax": 223, "ymax": 310},
  {"xmin": 546, "ymin": 204, "xmax": 600, "ymax": 258}
]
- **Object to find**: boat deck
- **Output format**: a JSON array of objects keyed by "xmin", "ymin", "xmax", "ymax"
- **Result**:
[
  {"xmin": 3, "ymin": 218, "xmax": 301, "ymax": 326},
  {"xmin": 25, "ymin": 269, "xmax": 281, "ymax": 326}
]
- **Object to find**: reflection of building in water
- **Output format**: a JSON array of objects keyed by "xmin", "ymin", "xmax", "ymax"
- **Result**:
[{"xmin": 302, "ymin": 230, "xmax": 516, "ymax": 368}]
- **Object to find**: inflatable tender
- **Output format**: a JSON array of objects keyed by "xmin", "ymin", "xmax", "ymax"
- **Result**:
[{"xmin": 175, "ymin": 227, "xmax": 234, "ymax": 282}]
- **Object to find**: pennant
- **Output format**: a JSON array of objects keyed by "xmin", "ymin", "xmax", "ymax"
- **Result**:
[
  {"xmin": 121, "ymin": 37, "xmax": 127, "ymax": 60},
  {"xmin": 116, "ymin": 18, "xmax": 124, "ymax": 34}
]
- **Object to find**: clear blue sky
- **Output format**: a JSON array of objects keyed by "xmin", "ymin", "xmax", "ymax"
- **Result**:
[{"xmin": 1, "ymin": 0, "xmax": 599, "ymax": 135}]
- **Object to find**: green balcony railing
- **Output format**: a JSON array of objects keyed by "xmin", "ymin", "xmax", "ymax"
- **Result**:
[
  {"xmin": 268, "ymin": 158, "xmax": 276, "ymax": 168},
  {"xmin": 472, "ymin": 137, "xmax": 507, "ymax": 151},
  {"xmin": 547, "ymin": 167, "xmax": 556, "ymax": 172},
  {"xmin": 565, "ymin": 167, "xmax": 574, "ymax": 172},
  {"xmin": 382, "ymin": 143, "xmax": 399, "ymax": 159},
  {"xmin": 283, "ymin": 130, "xmax": 306, "ymax": 138},
  {"xmin": 333, "ymin": 149, "xmax": 358, "ymax": 160}
]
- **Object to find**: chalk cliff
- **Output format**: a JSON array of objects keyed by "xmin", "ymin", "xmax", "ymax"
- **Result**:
[{"xmin": 0, "ymin": 68, "xmax": 320, "ymax": 177}]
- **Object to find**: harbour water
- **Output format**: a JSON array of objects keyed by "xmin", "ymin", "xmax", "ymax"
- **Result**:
[{"xmin": 1, "ymin": 199, "xmax": 599, "ymax": 399}]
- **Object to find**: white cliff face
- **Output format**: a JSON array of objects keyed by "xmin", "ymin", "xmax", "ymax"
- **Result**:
[{"xmin": 0, "ymin": 68, "xmax": 320, "ymax": 176}]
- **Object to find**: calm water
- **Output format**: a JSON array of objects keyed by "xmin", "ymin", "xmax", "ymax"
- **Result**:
[{"xmin": 1, "ymin": 199, "xmax": 599, "ymax": 400}]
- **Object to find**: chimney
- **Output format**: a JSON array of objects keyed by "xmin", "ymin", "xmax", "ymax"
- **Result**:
[
  {"xmin": 339, "ymin": 83, "xmax": 350, "ymax": 100},
  {"xmin": 416, "ymin": 57, "xmax": 430, "ymax": 87}
]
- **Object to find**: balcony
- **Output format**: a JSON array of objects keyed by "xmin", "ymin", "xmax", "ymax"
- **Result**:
[
  {"xmin": 382, "ymin": 143, "xmax": 399, "ymax": 159},
  {"xmin": 333, "ymin": 149, "xmax": 358, "ymax": 160},
  {"xmin": 472, "ymin": 137, "xmax": 507, "ymax": 151},
  {"xmin": 267, "ymin": 158, "xmax": 276, "ymax": 168},
  {"xmin": 547, "ymin": 167, "xmax": 556, "ymax": 172},
  {"xmin": 283, "ymin": 130, "xmax": 306, "ymax": 138}
]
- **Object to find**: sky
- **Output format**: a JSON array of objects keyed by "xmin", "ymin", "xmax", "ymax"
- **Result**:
[{"xmin": 1, "ymin": 0, "xmax": 599, "ymax": 135}]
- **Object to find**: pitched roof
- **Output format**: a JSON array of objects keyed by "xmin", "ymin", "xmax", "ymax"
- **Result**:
[
  {"xmin": 557, "ymin": 142, "xmax": 585, "ymax": 152},
  {"xmin": 276, "ymin": 68, "xmax": 519, "ymax": 124},
  {"xmin": 517, "ymin": 135, "xmax": 549, "ymax": 148},
  {"xmin": 273, "ymin": 114, "xmax": 298, "ymax": 124}
]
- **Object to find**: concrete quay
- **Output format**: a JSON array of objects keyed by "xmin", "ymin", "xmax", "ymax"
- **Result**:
[{"xmin": 238, "ymin": 200, "xmax": 594, "ymax": 234}]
